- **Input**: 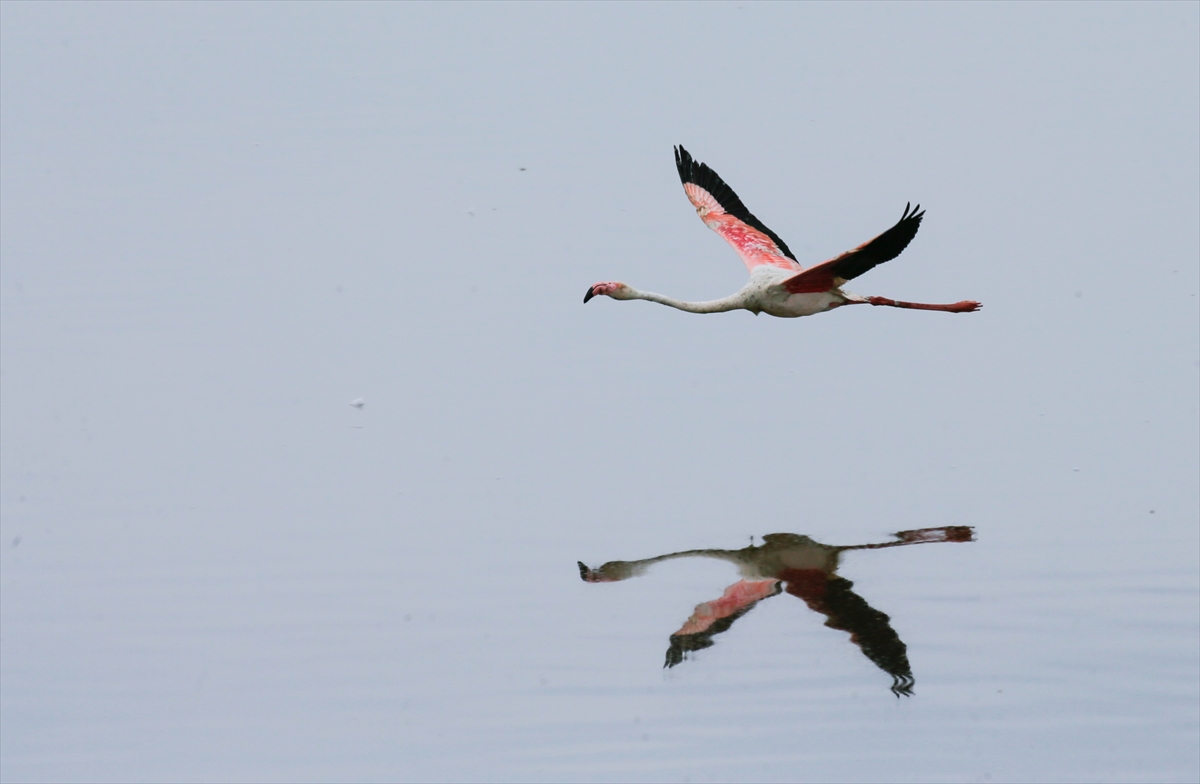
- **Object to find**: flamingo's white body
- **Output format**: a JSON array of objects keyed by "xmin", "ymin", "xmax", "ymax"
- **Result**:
[{"xmin": 585, "ymin": 147, "xmax": 981, "ymax": 317}]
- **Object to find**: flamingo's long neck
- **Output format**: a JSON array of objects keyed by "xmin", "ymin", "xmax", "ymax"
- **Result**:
[
  {"xmin": 589, "ymin": 548, "xmax": 750, "ymax": 581},
  {"xmin": 650, "ymin": 548, "xmax": 748, "ymax": 565},
  {"xmin": 628, "ymin": 289, "xmax": 746, "ymax": 314}
]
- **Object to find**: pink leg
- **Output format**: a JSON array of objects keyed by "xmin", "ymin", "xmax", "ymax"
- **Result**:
[
  {"xmin": 841, "ymin": 526, "xmax": 976, "ymax": 551},
  {"xmin": 868, "ymin": 296, "xmax": 981, "ymax": 313}
]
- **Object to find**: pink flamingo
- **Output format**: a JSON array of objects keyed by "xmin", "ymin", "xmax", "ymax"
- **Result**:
[
  {"xmin": 585, "ymin": 146, "xmax": 981, "ymax": 317},
  {"xmin": 580, "ymin": 526, "xmax": 975, "ymax": 696}
]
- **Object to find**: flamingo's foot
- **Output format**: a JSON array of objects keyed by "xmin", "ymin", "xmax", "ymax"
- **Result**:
[{"xmin": 894, "ymin": 526, "xmax": 976, "ymax": 544}]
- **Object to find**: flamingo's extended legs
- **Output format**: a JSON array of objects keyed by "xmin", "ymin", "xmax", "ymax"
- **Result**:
[
  {"xmin": 867, "ymin": 296, "xmax": 981, "ymax": 313},
  {"xmin": 841, "ymin": 526, "xmax": 976, "ymax": 551}
]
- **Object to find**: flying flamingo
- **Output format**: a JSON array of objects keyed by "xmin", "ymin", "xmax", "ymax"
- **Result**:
[{"xmin": 584, "ymin": 146, "xmax": 981, "ymax": 317}]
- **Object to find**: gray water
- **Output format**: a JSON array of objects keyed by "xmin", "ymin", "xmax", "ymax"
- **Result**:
[{"xmin": 2, "ymin": 4, "xmax": 1197, "ymax": 782}]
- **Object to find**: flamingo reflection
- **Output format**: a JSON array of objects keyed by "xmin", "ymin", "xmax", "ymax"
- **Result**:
[{"xmin": 579, "ymin": 526, "xmax": 974, "ymax": 697}]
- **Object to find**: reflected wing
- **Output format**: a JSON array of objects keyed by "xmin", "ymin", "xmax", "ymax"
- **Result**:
[
  {"xmin": 782, "ymin": 569, "xmax": 914, "ymax": 697},
  {"xmin": 664, "ymin": 579, "xmax": 782, "ymax": 668},
  {"xmin": 781, "ymin": 203, "xmax": 925, "ymax": 293},
  {"xmin": 675, "ymin": 146, "xmax": 801, "ymax": 274}
]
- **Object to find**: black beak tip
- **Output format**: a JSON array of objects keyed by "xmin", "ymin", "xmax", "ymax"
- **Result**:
[{"xmin": 583, "ymin": 286, "xmax": 596, "ymax": 303}]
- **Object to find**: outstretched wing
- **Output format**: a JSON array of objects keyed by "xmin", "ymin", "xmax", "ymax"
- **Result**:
[
  {"xmin": 781, "ymin": 203, "xmax": 925, "ymax": 294},
  {"xmin": 782, "ymin": 570, "xmax": 914, "ymax": 697},
  {"xmin": 675, "ymin": 146, "xmax": 801, "ymax": 273},
  {"xmin": 664, "ymin": 579, "xmax": 783, "ymax": 668}
]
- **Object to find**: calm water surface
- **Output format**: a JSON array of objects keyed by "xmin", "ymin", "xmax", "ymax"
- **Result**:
[{"xmin": 2, "ymin": 4, "xmax": 1198, "ymax": 782}]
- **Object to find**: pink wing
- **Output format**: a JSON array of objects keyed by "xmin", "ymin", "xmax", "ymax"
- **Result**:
[
  {"xmin": 675, "ymin": 146, "xmax": 801, "ymax": 273},
  {"xmin": 672, "ymin": 578, "xmax": 783, "ymax": 637}
]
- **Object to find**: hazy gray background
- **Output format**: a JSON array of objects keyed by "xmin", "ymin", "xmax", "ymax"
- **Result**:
[{"xmin": 2, "ymin": 3, "xmax": 1197, "ymax": 782}]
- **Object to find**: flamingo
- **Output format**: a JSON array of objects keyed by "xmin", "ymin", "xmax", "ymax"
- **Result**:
[
  {"xmin": 584, "ymin": 146, "xmax": 981, "ymax": 317},
  {"xmin": 579, "ymin": 526, "xmax": 975, "ymax": 696}
]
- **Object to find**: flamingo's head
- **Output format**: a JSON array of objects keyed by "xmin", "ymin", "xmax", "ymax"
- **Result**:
[
  {"xmin": 577, "ymin": 560, "xmax": 648, "ymax": 582},
  {"xmin": 584, "ymin": 281, "xmax": 632, "ymax": 303}
]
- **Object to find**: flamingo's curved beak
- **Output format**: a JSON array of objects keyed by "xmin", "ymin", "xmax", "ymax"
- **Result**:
[{"xmin": 583, "ymin": 286, "xmax": 597, "ymax": 303}]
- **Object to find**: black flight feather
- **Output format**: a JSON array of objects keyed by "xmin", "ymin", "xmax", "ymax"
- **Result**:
[
  {"xmin": 830, "ymin": 202, "xmax": 925, "ymax": 281},
  {"xmin": 674, "ymin": 145, "xmax": 797, "ymax": 262}
]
